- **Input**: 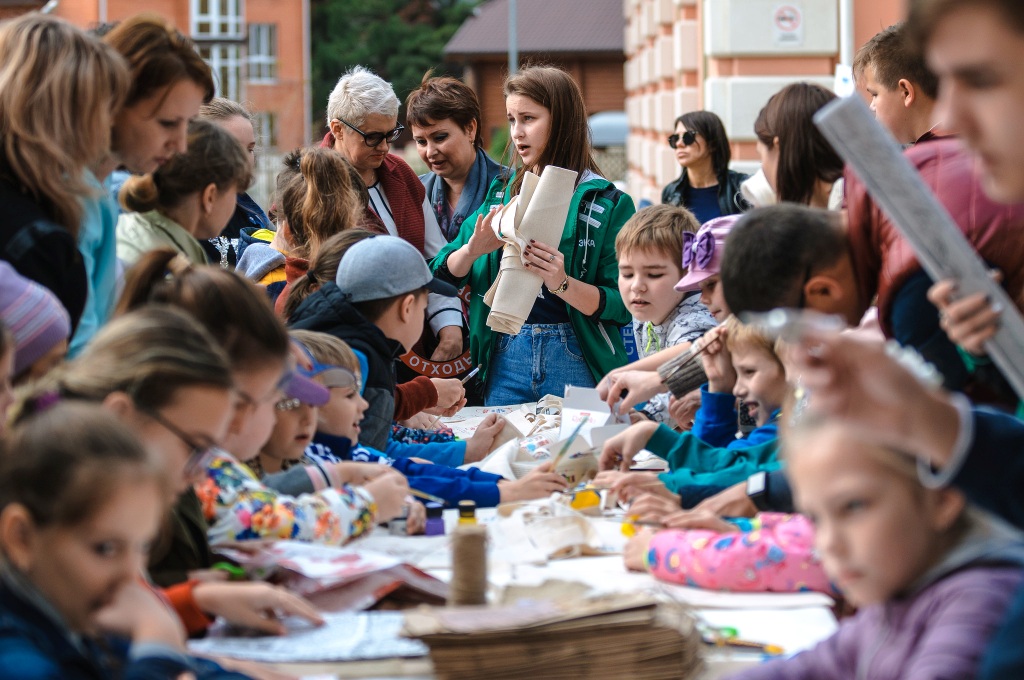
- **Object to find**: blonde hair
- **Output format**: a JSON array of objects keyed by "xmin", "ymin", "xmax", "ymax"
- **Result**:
[
  {"xmin": 279, "ymin": 147, "xmax": 363, "ymax": 259},
  {"xmin": 0, "ymin": 14, "xmax": 130, "ymax": 235},
  {"xmin": 725, "ymin": 317, "xmax": 785, "ymax": 369},
  {"xmin": 120, "ymin": 119, "xmax": 252, "ymax": 212},
  {"xmin": 615, "ymin": 204, "xmax": 700, "ymax": 262},
  {"xmin": 289, "ymin": 330, "xmax": 360, "ymax": 376},
  {"xmin": 14, "ymin": 306, "xmax": 233, "ymax": 420},
  {"xmin": 199, "ymin": 97, "xmax": 252, "ymax": 123}
]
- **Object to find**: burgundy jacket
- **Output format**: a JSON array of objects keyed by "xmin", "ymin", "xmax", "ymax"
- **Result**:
[{"xmin": 846, "ymin": 138, "xmax": 1024, "ymax": 337}]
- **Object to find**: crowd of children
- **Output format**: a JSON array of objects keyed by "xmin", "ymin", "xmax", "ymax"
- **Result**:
[{"xmin": 2, "ymin": 1, "xmax": 1024, "ymax": 677}]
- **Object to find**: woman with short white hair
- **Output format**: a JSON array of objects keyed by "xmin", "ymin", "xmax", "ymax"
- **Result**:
[{"xmin": 323, "ymin": 65, "xmax": 463, "ymax": 362}]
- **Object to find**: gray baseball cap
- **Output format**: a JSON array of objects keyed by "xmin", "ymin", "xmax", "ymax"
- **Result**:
[{"xmin": 335, "ymin": 234, "xmax": 459, "ymax": 302}]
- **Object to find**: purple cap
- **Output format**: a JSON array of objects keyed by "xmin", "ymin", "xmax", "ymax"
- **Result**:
[
  {"xmin": 280, "ymin": 367, "xmax": 330, "ymax": 407},
  {"xmin": 675, "ymin": 215, "xmax": 741, "ymax": 292}
]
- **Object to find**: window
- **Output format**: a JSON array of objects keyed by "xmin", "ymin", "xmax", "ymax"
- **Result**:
[
  {"xmin": 192, "ymin": 0, "xmax": 243, "ymax": 39},
  {"xmin": 198, "ymin": 44, "xmax": 242, "ymax": 101},
  {"xmin": 253, "ymin": 111, "xmax": 278, "ymax": 150},
  {"xmin": 248, "ymin": 23, "xmax": 277, "ymax": 82}
]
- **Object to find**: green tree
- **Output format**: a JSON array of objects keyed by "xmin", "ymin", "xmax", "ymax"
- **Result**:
[{"xmin": 310, "ymin": 0, "xmax": 482, "ymax": 137}]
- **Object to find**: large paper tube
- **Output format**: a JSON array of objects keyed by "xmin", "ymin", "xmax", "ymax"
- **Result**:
[
  {"xmin": 483, "ymin": 166, "xmax": 579, "ymax": 334},
  {"xmin": 814, "ymin": 96, "xmax": 1024, "ymax": 401}
]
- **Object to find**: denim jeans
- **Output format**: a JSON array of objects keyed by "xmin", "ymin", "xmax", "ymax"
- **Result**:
[{"xmin": 484, "ymin": 323, "xmax": 595, "ymax": 406}]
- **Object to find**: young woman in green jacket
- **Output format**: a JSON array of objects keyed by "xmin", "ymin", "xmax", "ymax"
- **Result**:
[{"xmin": 431, "ymin": 66, "xmax": 635, "ymax": 405}]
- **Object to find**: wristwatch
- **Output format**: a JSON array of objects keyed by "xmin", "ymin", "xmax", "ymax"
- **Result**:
[{"xmin": 746, "ymin": 471, "xmax": 771, "ymax": 512}]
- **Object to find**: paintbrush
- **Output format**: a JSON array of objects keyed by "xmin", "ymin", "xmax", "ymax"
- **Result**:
[
  {"xmin": 550, "ymin": 418, "xmax": 588, "ymax": 469},
  {"xmin": 409, "ymin": 488, "xmax": 446, "ymax": 505}
]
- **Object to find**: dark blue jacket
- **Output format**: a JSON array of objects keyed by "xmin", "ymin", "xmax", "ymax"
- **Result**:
[
  {"xmin": 307, "ymin": 432, "xmax": 505, "ymax": 508},
  {"xmin": 0, "ymin": 576, "xmax": 248, "ymax": 679}
]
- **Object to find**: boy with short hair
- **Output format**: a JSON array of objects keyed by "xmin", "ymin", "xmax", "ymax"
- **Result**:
[
  {"xmin": 289, "ymin": 235, "xmax": 463, "ymax": 451},
  {"xmin": 595, "ymin": 319, "xmax": 788, "ymax": 505},
  {"xmin": 615, "ymin": 205, "xmax": 717, "ymax": 423},
  {"xmin": 853, "ymin": 22, "xmax": 940, "ymax": 146}
]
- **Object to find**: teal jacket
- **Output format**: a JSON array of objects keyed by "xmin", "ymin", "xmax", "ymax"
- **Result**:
[
  {"xmin": 430, "ymin": 172, "xmax": 635, "ymax": 384},
  {"xmin": 645, "ymin": 423, "xmax": 782, "ymax": 492}
]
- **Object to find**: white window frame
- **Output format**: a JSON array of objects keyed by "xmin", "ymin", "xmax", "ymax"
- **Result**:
[
  {"xmin": 248, "ymin": 23, "xmax": 277, "ymax": 83},
  {"xmin": 199, "ymin": 43, "xmax": 243, "ymax": 102},
  {"xmin": 191, "ymin": 0, "xmax": 244, "ymax": 40}
]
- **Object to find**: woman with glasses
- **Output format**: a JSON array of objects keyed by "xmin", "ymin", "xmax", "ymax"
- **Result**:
[
  {"xmin": 11, "ymin": 306, "xmax": 327, "ymax": 650},
  {"xmin": 323, "ymin": 66, "xmax": 464, "ymax": 363},
  {"xmin": 662, "ymin": 111, "xmax": 750, "ymax": 224}
]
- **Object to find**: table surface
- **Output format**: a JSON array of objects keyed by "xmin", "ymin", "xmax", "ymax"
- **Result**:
[{"xmin": 256, "ymin": 509, "xmax": 837, "ymax": 679}]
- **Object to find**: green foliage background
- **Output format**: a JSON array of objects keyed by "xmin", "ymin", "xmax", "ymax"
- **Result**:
[{"xmin": 310, "ymin": 0, "xmax": 484, "ymax": 135}]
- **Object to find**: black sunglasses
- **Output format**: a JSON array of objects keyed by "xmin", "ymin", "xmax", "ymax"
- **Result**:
[
  {"xmin": 142, "ymin": 408, "xmax": 218, "ymax": 478},
  {"xmin": 336, "ymin": 117, "xmax": 404, "ymax": 147},
  {"xmin": 667, "ymin": 130, "xmax": 698, "ymax": 149}
]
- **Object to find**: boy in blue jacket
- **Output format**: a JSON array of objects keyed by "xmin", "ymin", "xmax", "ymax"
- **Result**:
[
  {"xmin": 595, "ymin": 319, "xmax": 788, "ymax": 506},
  {"xmin": 275, "ymin": 332, "xmax": 567, "ymax": 508}
]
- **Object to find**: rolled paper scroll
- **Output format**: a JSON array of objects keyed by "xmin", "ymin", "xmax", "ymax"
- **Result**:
[{"xmin": 482, "ymin": 166, "xmax": 578, "ymax": 334}]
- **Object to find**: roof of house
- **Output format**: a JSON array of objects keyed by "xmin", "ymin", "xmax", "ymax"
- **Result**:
[{"xmin": 445, "ymin": 0, "xmax": 624, "ymax": 57}]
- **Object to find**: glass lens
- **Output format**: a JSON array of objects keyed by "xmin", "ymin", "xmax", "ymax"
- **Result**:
[
  {"xmin": 667, "ymin": 134, "xmax": 680, "ymax": 149},
  {"xmin": 682, "ymin": 130, "xmax": 698, "ymax": 146}
]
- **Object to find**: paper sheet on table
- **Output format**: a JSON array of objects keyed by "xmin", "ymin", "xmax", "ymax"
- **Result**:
[
  {"xmin": 483, "ymin": 166, "xmax": 578, "ymax": 334},
  {"xmin": 698, "ymin": 606, "xmax": 837, "ymax": 656},
  {"xmin": 187, "ymin": 611, "xmax": 428, "ymax": 663}
]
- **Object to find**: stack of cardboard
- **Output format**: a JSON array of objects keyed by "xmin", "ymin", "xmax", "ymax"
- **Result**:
[{"xmin": 402, "ymin": 592, "xmax": 704, "ymax": 679}]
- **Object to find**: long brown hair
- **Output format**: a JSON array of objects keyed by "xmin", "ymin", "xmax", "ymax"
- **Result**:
[
  {"xmin": 279, "ymin": 147, "xmax": 363, "ymax": 259},
  {"xmin": 0, "ymin": 15, "xmax": 130, "ymax": 235},
  {"xmin": 503, "ymin": 65, "xmax": 601, "ymax": 195},
  {"xmin": 103, "ymin": 13, "xmax": 214, "ymax": 109},
  {"xmin": 280, "ymin": 229, "xmax": 376, "ymax": 320},
  {"xmin": 756, "ymin": 83, "xmax": 842, "ymax": 205},
  {"xmin": 117, "ymin": 250, "xmax": 289, "ymax": 371}
]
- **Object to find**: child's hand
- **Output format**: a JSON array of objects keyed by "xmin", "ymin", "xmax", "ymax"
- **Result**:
[
  {"xmin": 464, "ymin": 413, "xmax": 505, "ymax": 463},
  {"xmin": 600, "ymin": 370, "xmax": 665, "ymax": 414},
  {"xmin": 429, "ymin": 377, "xmax": 466, "ymax": 412},
  {"xmin": 330, "ymin": 461, "xmax": 390, "ymax": 486},
  {"xmin": 405, "ymin": 499, "xmax": 426, "ymax": 534},
  {"xmin": 700, "ymin": 327, "xmax": 736, "ymax": 393},
  {"xmin": 628, "ymin": 492, "xmax": 682, "ymax": 523},
  {"xmin": 598, "ymin": 420, "xmax": 659, "ymax": 471},
  {"xmin": 93, "ymin": 580, "xmax": 185, "ymax": 649},
  {"xmin": 364, "ymin": 469, "xmax": 411, "ymax": 523},
  {"xmin": 192, "ymin": 582, "xmax": 324, "ymax": 635},
  {"xmin": 623, "ymin": 528, "xmax": 656, "ymax": 572},
  {"xmin": 399, "ymin": 412, "xmax": 435, "ymax": 430},
  {"xmin": 928, "ymin": 277, "xmax": 1001, "ymax": 356},
  {"xmin": 498, "ymin": 461, "xmax": 569, "ymax": 501},
  {"xmin": 668, "ymin": 390, "xmax": 701, "ymax": 430},
  {"xmin": 613, "ymin": 471, "xmax": 677, "ymax": 505},
  {"xmin": 693, "ymin": 481, "xmax": 758, "ymax": 518},
  {"xmin": 663, "ymin": 508, "xmax": 736, "ymax": 533}
]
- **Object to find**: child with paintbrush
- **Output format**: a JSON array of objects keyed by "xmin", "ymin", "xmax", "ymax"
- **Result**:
[{"xmin": 270, "ymin": 330, "xmax": 569, "ymax": 508}]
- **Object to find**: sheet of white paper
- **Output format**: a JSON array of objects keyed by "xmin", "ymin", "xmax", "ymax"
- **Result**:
[
  {"xmin": 697, "ymin": 606, "xmax": 837, "ymax": 656},
  {"xmin": 187, "ymin": 612, "xmax": 428, "ymax": 663}
]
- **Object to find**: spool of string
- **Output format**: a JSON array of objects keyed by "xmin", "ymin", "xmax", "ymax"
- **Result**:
[{"xmin": 448, "ymin": 524, "xmax": 488, "ymax": 606}]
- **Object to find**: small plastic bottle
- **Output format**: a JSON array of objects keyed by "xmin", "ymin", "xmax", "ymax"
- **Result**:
[
  {"xmin": 388, "ymin": 506, "xmax": 409, "ymax": 536},
  {"xmin": 457, "ymin": 500, "xmax": 477, "ymax": 526},
  {"xmin": 424, "ymin": 502, "xmax": 445, "ymax": 536}
]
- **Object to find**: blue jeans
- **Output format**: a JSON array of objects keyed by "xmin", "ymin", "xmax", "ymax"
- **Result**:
[{"xmin": 484, "ymin": 323, "xmax": 595, "ymax": 406}]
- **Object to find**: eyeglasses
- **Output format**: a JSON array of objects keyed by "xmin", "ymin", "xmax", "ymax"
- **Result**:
[
  {"xmin": 667, "ymin": 130, "xmax": 698, "ymax": 149},
  {"xmin": 143, "ymin": 408, "xmax": 219, "ymax": 478},
  {"xmin": 336, "ymin": 117, "xmax": 404, "ymax": 147},
  {"xmin": 275, "ymin": 397, "xmax": 303, "ymax": 412},
  {"xmin": 314, "ymin": 366, "xmax": 360, "ymax": 391}
]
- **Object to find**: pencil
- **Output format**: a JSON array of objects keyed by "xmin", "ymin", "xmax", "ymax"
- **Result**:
[{"xmin": 460, "ymin": 365, "xmax": 482, "ymax": 384}]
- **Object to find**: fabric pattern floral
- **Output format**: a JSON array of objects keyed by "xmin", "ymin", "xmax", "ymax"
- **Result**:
[
  {"xmin": 645, "ymin": 513, "xmax": 834, "ymax": 594},
  {"xmin": 196, "ymin": 452, "xmax": 376, "ymax": 546}
]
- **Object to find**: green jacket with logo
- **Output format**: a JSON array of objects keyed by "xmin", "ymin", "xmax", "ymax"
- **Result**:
[{"xmin": 430, "ymin": 173, "xmax": 635, "ymax": 385}]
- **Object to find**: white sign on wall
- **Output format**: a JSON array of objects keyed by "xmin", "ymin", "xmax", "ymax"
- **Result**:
[{"xmin": 773, "ymin": 4, "xmax": 804, "ymax": 47}]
